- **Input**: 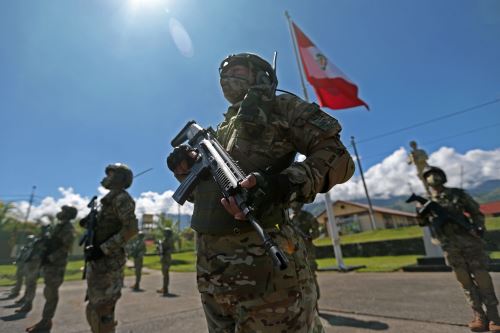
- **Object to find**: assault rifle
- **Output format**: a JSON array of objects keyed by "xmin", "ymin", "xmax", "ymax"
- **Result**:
[
  {"xmin": 79, "ymin": 196, "xmax": 98, "ymax": 279},
  {"xmin": 170, "ymin": 121, "xmax": 289, "ymax": 270},
  {"xmin": 406, "ymin": 193, "xmax": 481, "ymax": 236}
]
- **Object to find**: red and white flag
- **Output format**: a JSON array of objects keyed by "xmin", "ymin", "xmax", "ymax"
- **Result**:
[{"xmin": 292, "ymin": 22, "xmax": 369, "ymax": 110}]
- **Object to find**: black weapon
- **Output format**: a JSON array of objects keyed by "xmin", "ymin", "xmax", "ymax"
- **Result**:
[
  {"xmin": 79, "ymin": 196, "xmax": 98, "ymax": 279},
  {"xmin": 406, "ymin": 193, "xmax": 478, "ymax": 235},
  {"xmin": 170, "ymin": 121, "xmax": 289, "ymax": 270}
]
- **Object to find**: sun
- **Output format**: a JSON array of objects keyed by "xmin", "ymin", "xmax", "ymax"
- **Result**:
[{"xmin": 128, "ymin": 0, "xmax": 164, "ymax": 11}]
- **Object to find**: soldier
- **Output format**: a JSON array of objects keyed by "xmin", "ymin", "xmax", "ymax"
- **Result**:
[
  {"xmin": 290, "ymin": 202, "xmax": 321, "ymax": 299},
  {"xmin": 156, "ymin": 227, "xmax": 174, "ymax": 296},
  {"xmin": 167, "ymin": 52, "xmax": 354, "ymax": 332},
  {"xmin": 81, "ymin": 163, "xmax": 138, "ymax": 333},
  {"xmin": 15, "ymin": 226, "xmax": 49, "ymax": 314},
  {"xmin": 7, "ymin": 234, "xmax": 35, "ymax": 300},
  {"xmin": 129, "ymin": 231, "xmax": 146, "ymax": 291},
  {"xmin": 418, "ymin": 166, "xmax": 499, "ymax": 332},
  {"xmin": 407, "ymin": 140, "xmax": 431, "ymax": 195},
  {"xmin": 25, "ymin": 205, "xmax": 77, "ymax": 332}
]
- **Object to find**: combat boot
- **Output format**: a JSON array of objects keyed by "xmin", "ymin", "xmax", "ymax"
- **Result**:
[
  {"xmin": 486, "ymin": 306, "xmax": 500, "ymax": 333},
  {"xmin": 156, "ymin": 288, "xmax": 164, "ymax": 294},
  {"xmin": 132, "ymin": 283, "xmax": 140, "ymax": 291},
  {"xmin": 7, "ymin": 291, "xmax": 19, "ymax": 299},
  {"xmin": 15, "ymin": 302, "xmax": 32, "ymax": 314},
  {"xmin": 25, "ymin": 319, "xmax": 52, "ymax": 332},
  {"xmin": 15, "ymin": 296, "xmax": 26, "ymax": 305}
]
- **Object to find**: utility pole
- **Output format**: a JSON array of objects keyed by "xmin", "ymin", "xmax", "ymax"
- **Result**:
[
  {"xmin": 24, "ymin": 185, "xmax": 37, "ymax": 223},
  {"xmin": 460, "ymin": 165, "xmax": 464, "ymax": 189},
  {"xmin": 350, "ymin": 137, "xmax": 377, "ymax": 230}
]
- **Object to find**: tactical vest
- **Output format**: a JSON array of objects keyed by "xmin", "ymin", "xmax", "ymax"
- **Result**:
[{"xmin": 190, "ymin": 100, "xmax": 295, "ymax": 235}]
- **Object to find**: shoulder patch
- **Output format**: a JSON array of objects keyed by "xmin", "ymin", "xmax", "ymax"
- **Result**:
[{"xmin": 307, "ymin": 107, "xmax": 340, "ymax": 132}]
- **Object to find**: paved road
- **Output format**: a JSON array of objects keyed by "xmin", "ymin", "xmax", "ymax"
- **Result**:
[{"xmin": 1, "ymin": 269, "xmax": 499, "ymax": 332}]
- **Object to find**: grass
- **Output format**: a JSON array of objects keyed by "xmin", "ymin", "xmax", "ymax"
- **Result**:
[
  {"xmin": 314, "ymin": 216, "xmax": 500, "ymax": 247},
  {"xmin": 0, "ymin": 259, "xmax": 134, "ymax": 287},
  {"xmin": 143, "ymin": 251, "xmax": 196, "ymax": 272}
]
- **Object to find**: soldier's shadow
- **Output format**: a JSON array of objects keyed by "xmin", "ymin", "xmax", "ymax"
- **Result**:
[
  {"xmin": 0, "ymin": 312, "xmax": 28, "ymax": 321},
  {"xmin": 319, "ymin": 312, "xmax": 389, "ymax": 330}
]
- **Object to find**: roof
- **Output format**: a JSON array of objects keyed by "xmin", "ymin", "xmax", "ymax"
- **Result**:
[
  {"xmin": 480, "ymin": 200, "xmax": 500, "ymax": 215},
  {"xmin": 318, "ymin": 200, "xmax": 417, "ymax": 218}
]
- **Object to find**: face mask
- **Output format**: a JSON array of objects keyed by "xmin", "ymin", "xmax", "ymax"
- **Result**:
[
  {"xmin": 101, "ymin": 176, "xmax": 113, "ymax": 189},
  {"xmin": 220, "ymin": 77, "xmax": 250, "ymax": 104},
  {"xmin": 426, "ymin": 173, "xmax": 444, "ymax": 187}
]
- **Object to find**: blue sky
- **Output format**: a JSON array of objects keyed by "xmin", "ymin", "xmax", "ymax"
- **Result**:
[{"xmin": 1, "ymin": 0, "xmax": 499, "ymax": 206}]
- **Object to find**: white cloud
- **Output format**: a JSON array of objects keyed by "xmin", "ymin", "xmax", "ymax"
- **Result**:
[
  {"xmin": 9, "ymin": 147, "xmax": 500, "ymax": 220},
  {"xmin": 324, "ymin": 146, "xmax": 500, "ymax": 202},
  {"xmin": 11, "ymin": 187, "xmax": 193, "ymax": 223}
]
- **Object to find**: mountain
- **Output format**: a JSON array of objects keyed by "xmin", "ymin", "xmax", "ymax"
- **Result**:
[{"xmin": 304, "ymin": 179, "xmax": 500, "ymax": 216}]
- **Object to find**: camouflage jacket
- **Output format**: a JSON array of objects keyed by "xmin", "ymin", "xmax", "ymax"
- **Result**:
[
  {"xmin": 45, "ymin": 220, "xmax": 75, "ymax": 266},
  {"xmin": 96, "ymin": 190, "xmax": 138, "ymax": 256},
  {"xmin": 291, "ymin": 210, "xmax": 320, "ymax": 241},
  {"xmin": 159, "ymin": 236, "xmax": 174, "ymax": 262},
  {"xmin": 190, "ymin": 93, "xmax": 354, "ymax": 234},
  {"xmin": 127, "ymin": 237, "xmax": 146, "ymax": 258},
  {"xmin": 423, "ymin": 187, "xmax": 485, "ymax": 245}
]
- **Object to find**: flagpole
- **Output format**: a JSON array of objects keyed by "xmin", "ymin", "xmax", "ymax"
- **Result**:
[
  {"xmin": 285, "ymin": 11, "xmax": 346, "ymax": 270},
  {"xmin": 285, "ymin": 11, "xmax": 309, "ymax": 102}
]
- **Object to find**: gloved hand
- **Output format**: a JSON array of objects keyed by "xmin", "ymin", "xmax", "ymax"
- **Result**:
[
  {"xmin": 221, "ymin": 172, "xmax": 292, "ymax": 220},
  {"xmin": 84, "ymin": 245, "xmax": 105, "ymax": 261},
  {"xmin": 166, "ymin": 145, "xmax": 198, "ymax": 177}
]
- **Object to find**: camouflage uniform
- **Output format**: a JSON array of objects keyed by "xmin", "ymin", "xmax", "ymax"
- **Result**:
[
  {"xmin": 171, "ymin": 54, "xmax": 354, "ymax": 332},
  {"xmin": 420, "ymin": 166, "xmax": 499, "ymax": 331},
  {"xmin": 16, "ymin": 235, "xmax": 46, "ymax": 313},
  {"xmin": 407, "ymin": 141, "xmax": 430, "ymax": 194},
  {"xmin": 26, "ymin": 206, "xmax": 77, "ymax": 332},
  {"xmin": 83, "ymin": 164, "xmax": 138, "ymax": 333},
  {"xmin": 9, "ymin": 236, "xmax": 35, "ymax": 298},
  {"xmin": 128, "ymin": 234, "xmax": 146, "ymax": 290},
  {"xmin": 157, "ymin": 230, "xmax": 174, "ymax": 295},
  {"xmin": 291, "ymin": 208, "xmax": 321, "ymax": 301}
]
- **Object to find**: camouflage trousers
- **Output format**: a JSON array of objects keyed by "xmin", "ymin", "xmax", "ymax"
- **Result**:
[
  {"xmin": 443, "ymin": 239, "xmax": 499, "ymax": 310},
  {"xmin": 86, "ymin": 252, "xmax": 126, "ymax": 333},
  {"xmin": 23, "ymin": 260, "xmax": 41, "ymax": 305},
  {"xmin": 304, "ymin": 239, "xmax": 320, "ymax": 300},
  {"xmin": 10, "ymin": 263, "xmax": 25, "ymax": 295},
  {"xmin": 41, "ymin": 264, "xmax": 66, "ymax": 320},
  {"xmin": 161, "ymin": 257, "xmax": 171, "ymax": 292},
  {"xmin": 196, "ymin": 224, "xmax": 324, "ymax": 333},
  {"xmin": 133, "ymin": 257, "xmax": 143, "ymax": 286}
]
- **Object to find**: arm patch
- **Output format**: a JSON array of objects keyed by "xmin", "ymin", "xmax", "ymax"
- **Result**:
[{"xmin": 307, "ymin": 107, "xmax": 340, "ymax": 132}]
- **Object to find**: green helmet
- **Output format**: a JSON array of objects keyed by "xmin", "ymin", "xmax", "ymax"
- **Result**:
[
  {"xmin": 103, "ymin": 163, "xmax": 133, "ymax": 189},
  {"xmin": 58, "ymin": 205, "xmax": 78, "ymax": 220},
  {"xmin": 422, "ymin": 166, "xmax": 447, "ymax": 183},
  {"xmin": 138, "ymin": 231, "xmax": 145, "ymax": 238},
  {"xmin": 409, "ymin": 140, "xmax": 417, "ymax": 148},
  {"xmin": 219, "ymin": 53, "xmax": 278, "ymax": 93}
]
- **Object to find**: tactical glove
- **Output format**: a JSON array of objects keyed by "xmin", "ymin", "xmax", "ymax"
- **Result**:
[
  {"xmin": 248, "ymin": 172, "xmax": 292, "ymax": 213},
  {"xmin": 166, "ymin": 144, "xmax": 197, "ymax": 173},
  {"xmin": 84, "ymin": 245, "xmax": 105, "ymax": 261}
]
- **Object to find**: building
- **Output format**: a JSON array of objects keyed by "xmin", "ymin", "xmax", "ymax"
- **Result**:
[
  {"xmin": 480, "ymin": 200, "xmax": 500, "ymax": 217},
  {"xmin": 316, "ymin": 200, "xmax": 419, "ymax": 235}
]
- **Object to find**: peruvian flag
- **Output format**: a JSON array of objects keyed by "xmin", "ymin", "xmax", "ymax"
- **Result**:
[{"xmin": 292, "ymin": 22, "xmax": 369, "ymax": 110}]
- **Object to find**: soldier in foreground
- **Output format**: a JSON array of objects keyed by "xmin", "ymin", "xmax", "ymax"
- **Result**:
[
  {"xmin": 167, "ymin": 52, "xmax": 354, "ymax": 332},
  {"xmin": 26, "ymin": 205, "xmax": 77, "ymax": 332},
  {"xmin": 417, "ymin": 166, "xmax": 499, "ymax": 332},
  {"xmin": 129, "ymin": 231, "xmax": 146, "ymax": 291},
  {"xmin": 156, "ymin": 227, "xmax": 174, "ymax": 296},
  {"xmin": 407, "ymin": 140, "xmax": 430, "ymax": 195},
  {"xmin": 6, "ymin": 234, "xmax": 35, "ymax": 300},
  {"xmin": 81, "ymin": 163, "xmax": 138, "ymax": 333},
  {"xmin": 290, "ymin": 203, "xmax": 321, "ymax": 299}
]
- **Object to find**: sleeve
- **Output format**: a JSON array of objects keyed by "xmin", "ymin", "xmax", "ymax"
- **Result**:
[
  {"xmin": 100, "ymin": 192, "xmax": 138, "ymax": 255},
  {"xmin": 279, "ymin": 96, "xmax": 355, "ymax": 203},
  {"xmin": 460, "ymin": 190, "xmax": 485, "ymax": 228}
]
